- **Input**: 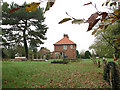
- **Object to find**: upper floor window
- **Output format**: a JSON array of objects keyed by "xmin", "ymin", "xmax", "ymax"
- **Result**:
[
  {"xmin": 63, "ymin": 45, "xmax": 67, "ymax": 50},
  {"xmin": 70, "ymin": 45, "xmax": 73, "ymax": 49}
]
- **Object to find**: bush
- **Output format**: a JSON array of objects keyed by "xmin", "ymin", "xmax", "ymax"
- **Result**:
[
  {"xmin": 51, "ymin": 61, "xmax": 68, "ymax": 64},
  {"xmin": 63, "ymin": 58, "xmax": 81, "ymax": 62}
]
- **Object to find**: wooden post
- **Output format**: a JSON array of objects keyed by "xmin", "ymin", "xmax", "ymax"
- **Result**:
[
  {"xmin": 102, "ymin": 57, "xmax": 107, "ymax": 74},
  {"xmin": 97, "ymin": 57, "xmax": 100, "ymax": 68}
]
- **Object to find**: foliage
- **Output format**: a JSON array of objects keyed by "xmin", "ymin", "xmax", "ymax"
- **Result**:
[
  {"xmin": 84, "ymin": 50, "xmax": 91, "ymax": 59},
  {"xmin": 79, "ymin": 50, "xmax": 85, "ymax": 59},
  {"xmin": 2, "ymin": 2, "xmax": 48, "ymax": 58},
  {"xmin": 89, "ymin": 22, "xmax": 120, "ymax": 58},
  {"xmin": 44, "ymin": 0, "xmax": 56, "ymax": 13},
  {"xmin": 76, "ymin": 50, "xmax": 80, "ymax": 58},
  {"xmin": 8, "ymin": 0, "xmax": 56, "ymax": 13},
  {"xmin": 58, "ymin": 0, "xmax": 120, "ymax": 33},
  {"xmin": 2, "ymin": 48, "xmax": 16, "ymax": 59}
]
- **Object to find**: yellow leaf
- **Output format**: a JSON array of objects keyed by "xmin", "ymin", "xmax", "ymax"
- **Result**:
[
  {"xmin": 72, "ymin": 19, "xmax": 84, "ymax": 24},
  {"xmin": 44, "ymin": 0, "xmax": 56, "ymax": 13},
  {"xmin": 92, "ymin": 29, "xmax": 97, "ymax": 35},
  {"xmin": 102, "ymin": 3, "xmax": 104, "ymax": 6},
  {"xmin": 25, "ymin": 2, "xmax": 40, "ymax": 11},
  {"xmin": 114, "ymin": 8, "xmax": 120, "ymax": 15},
  {"xmin": 117, "ymin": 47, "xmax": 120, "ymax": 49},
  {"xmin": 58, "ymin": 18, "xmax": 72, "ymax": 24}
]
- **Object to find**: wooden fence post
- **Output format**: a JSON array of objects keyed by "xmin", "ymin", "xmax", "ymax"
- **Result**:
[
  {"xmin": 97, "ymin": 57, "xmax": 100, "ymax": 68},
  {"xmin": 102, "ymin": 57, "xmax": 107, "ymax": 74}
]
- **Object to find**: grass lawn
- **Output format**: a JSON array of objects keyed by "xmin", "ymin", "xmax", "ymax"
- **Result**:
[{"xmin": 2, "ymin": 59, "xmax": 111, "ymax": 88}]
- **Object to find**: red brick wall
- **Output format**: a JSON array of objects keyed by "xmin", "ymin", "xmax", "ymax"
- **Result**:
[{"xmin": 54, "ymin": 44, "xmax": 76, "ymax": 59}]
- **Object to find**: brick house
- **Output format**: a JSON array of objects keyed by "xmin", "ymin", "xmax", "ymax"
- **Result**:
[
  {"xmin": 38, "ymin": 47, "xmax": 50, "ymax": 59},
  {"xmin": 52, "ymin": 34, "xmax": 76, "ymax": 59}
]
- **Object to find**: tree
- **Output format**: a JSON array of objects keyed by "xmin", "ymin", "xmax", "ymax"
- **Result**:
[
  {"xmin": 84, "ymin": 50, "xmax": 91, "ymax": 59},
  {"xmin": 89, "ymin": 22, "xmax": 120, "ymax": 58},
  {"xmin": 79, "ymin": 50, "xmax": 85, "ymax": 59},
  {"xmin": 2, "ymin": 47, "xmax": 16, "ymax": 59},
  {"xmin": 2, "ymin": 2, "xmax": 48, "ymax": 58},
  {"xmin": 76, "ymin": 50, "xmax": 80, "ymax": 58}
]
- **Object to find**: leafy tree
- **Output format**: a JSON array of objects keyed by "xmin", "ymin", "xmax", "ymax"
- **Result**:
[
  {"xmin": 2, "ymin": 2, "xmax": 48, "ymax": 58},
  {"xmin": 2, "ymin": 47, "xmax": 16, "ymax": 59},
  {"xmin": 85, "ymin": 50, "xmax": 91, "ymax": 59},
  {"xmin": 76, "ymin": 50, "xmax": 80, "ymax": 58},
  {"xmin": 79, "ymin": 50, "xmax": 85, "ymax": 59},
  {"xmin": 89, "ymin": 22, "xmax": 120, "ymax": 58}
]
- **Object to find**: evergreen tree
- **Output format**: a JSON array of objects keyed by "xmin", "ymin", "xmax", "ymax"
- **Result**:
[
  {"xmin": 85, "ymin": 50, "xmax": 91, "ymax": 59},
  {"xmin": 2, "ymin": 2, "xmax": 48, "ymax": 58}
]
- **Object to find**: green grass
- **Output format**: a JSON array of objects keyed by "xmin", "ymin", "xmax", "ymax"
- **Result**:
[{"xmin": 2, "ymin": 59, "xmax": 111, "ymax": 88}]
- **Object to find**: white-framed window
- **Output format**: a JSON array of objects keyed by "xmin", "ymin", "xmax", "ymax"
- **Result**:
[
  {"xmin": 63, "ymin": 45, "xmax": 67, "ymax": 50},
  {"xmin": 70, "ymin": 45, "xmax": 73, "ymax": 49}
]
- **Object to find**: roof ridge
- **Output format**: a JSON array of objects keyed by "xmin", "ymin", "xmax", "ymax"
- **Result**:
[{"xmin": 54, "ymin": 36, "xmax": 76, "ymax": 45}]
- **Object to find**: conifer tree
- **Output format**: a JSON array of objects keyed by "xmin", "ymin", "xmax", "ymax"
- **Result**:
[{"xmin": 2, "ymin": 2, "xmax": 48, "ymax": 58}]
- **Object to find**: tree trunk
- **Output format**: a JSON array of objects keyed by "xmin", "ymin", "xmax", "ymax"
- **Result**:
[
  {"xmin": 23, "ymin": 30, "xmax": 28, "ymax": 59},
  {"xmin": 23, "ymin": 20, "xmax": 28, "ymax": 59}
]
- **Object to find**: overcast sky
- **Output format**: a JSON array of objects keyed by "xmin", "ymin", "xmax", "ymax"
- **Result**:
[{"xmin": 3, "ymin": 0, "xmax": 108, "ymax": 52}]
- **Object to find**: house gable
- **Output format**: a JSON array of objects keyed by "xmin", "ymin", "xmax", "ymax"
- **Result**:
[{"xmin": 53, "ymin": 34, "xmax": 76, "ymax": 59}]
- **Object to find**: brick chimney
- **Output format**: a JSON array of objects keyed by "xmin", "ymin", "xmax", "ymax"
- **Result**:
[{"xmin": 64, "ymin": 34, "xmax": 69, "ymax": 38}]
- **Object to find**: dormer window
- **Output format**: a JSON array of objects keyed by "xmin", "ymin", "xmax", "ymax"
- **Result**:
[{"xmin": 63, "ymin": 45, "xmax": 67, "ymax": 50}]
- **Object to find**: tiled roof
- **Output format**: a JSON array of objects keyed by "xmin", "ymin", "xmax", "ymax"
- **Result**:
[
  {"xmin": 43, "ymin": 49, "xmax": 50, "ymax": 52},
  {"xmin": 54, "ymin": 35, "xmax": 76, "ymax": 45}
]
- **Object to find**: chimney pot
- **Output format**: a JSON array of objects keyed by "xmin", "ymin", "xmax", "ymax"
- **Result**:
[{"xmin": 64, "ymin": 34, "xmax": 69, "ymax": 38}]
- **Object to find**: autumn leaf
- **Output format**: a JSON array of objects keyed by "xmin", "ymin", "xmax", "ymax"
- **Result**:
[
  {"xmin": 9, "ymin": 8, "xmax": 20, "ymax": 13},
  {"xmin": 105, "ymin": 0, "xmax": 110, "ymax": 6},
  {"xmin": 72, "ymin": 19, "xmax": 84, "ymax": 24},
  {"xmin": 25, "ymin": 2, "xmax": 40, "ymax": 11},
  {"xmin": 102, "ymin": 3, "xmax": 104, "ymax": 6},
  {"xmin": 98, "ymin": 24, "xmax": 104, "ymax": 29},
  {"xmin": 87, "ymin": 19, "xmax": 100, "ymax": 31},
  {"xmin": 44, "ymin": 0, "xmax": 56, "ymax": 13},
  {"xmin": 100, "ymin": 12, "xmax": 108, "ymax": 21},
  {"xmin": 83, "ymin": 2, "xmax": 92, "ymax": 6},
  {"xmin": 117, "ymin": 47, "xmax": 120, "ymax": 49},
  {"xmin": 87, "ymin": 12, "xmax": 100, "ymax": 31},
  {"xmin": 87, "ymin": 12, "xmax": 99, "ymax": 24},
  {"xmin": 111, "ymin": 18, "xmax": 117, "ymax": 23},
  {"xmin": 115, "ymin": 36, "xmax": 120, "ymax": 44},
  {"xmin": 114, "ymin": 8, "xmax": 120, "ymax": 14},
  {"xmin": 104, "ymin": 24, "xmax": 109, "ymax": 30},
  {"xmin": 58, "ymin": 18, "xmax": 72, "ymax": 24},
  {"xmin": 110, "ymin": 2, "xmax": 116, "ymax": 6}
]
